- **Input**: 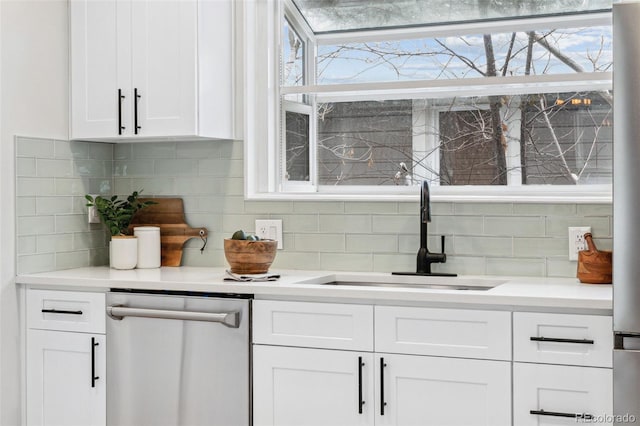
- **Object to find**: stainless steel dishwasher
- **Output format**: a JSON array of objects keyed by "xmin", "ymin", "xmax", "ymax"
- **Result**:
[{"xmin": 106, "ymin": 290, "xmax": 251, "ymax": 426}]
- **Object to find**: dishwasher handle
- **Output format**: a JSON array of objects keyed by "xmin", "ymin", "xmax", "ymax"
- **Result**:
[{"xmin": 107, "ymin": 305, "xmax": 240, "ymax": 328}]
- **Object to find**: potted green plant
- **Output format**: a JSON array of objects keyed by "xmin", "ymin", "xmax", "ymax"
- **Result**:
[{"xmin": 85, "ymin": 191, "xmax": 155, "ymax": 269}]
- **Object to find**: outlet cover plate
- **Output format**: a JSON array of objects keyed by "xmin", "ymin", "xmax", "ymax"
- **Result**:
[
  {"xmin": 568, "ymin": 226, "xmax": 591, "ymax": 261},
  {"xmin": 255, "ymin": 219, "xmax": 283, "ymax": 249},
  {"xmin": 88, "ymin": 195, "xmax": 101, "ymax": 224}
]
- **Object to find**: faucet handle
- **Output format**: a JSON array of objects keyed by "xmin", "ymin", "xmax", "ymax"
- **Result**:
[{"xmin": 440, "ymin": 235, "xmax": 446, "ymax": 254}]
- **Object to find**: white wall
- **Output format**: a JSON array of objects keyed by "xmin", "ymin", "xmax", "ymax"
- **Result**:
[{"xmin": 0, "ymin": 1, "xmax": 69, "ymax": 423}]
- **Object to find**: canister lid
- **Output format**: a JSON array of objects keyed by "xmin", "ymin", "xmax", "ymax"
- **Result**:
[{"xmin": 133, "ymin": 226, "xmax": 160, "ymax": 232}]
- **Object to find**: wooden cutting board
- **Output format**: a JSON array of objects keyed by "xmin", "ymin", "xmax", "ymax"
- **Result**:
[{"xmin": 128, "ymin": 198, "xmax": 208, "ymax": 267}]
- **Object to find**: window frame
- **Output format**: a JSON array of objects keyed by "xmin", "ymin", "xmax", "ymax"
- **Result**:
[{"xmin": 241, "ymin": 0, "xmax": 613, "ymax": 203}]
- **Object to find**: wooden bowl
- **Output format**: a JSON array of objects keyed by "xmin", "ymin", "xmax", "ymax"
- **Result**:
[{"xmin": 223, "ymin": 238, "xmax": 277, "ymax": 274}]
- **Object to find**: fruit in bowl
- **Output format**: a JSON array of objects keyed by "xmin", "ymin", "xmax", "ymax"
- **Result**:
[{"xmin": 224, "ymin": 230, "xmax": 277, "ymax": 274}]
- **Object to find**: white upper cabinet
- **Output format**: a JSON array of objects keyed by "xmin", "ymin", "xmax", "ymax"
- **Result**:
[{"xmin": 70, "ymin": 0, "xmax": 235, "ymax": 142}]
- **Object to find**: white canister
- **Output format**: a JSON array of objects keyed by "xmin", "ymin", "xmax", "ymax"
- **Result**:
[
  {"xmin": 134, "ymin": 226, "xmax": 161, "ymax": 268},
  {"xmin": 110, "ymin": 236, "xmax": 138, "ymax": 270}
]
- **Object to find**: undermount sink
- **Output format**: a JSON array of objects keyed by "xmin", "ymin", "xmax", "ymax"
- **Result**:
[
  {"xmin": 299, "ymin": 275, "xmax": 507, "ymax": 291},
  {"xmin": 322, "ymin": 281, "xmax": 498, "ymax": 291}
]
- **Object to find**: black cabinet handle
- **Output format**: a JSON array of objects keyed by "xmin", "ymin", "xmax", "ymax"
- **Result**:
[
  {"xmin": 530, "ymin": 336, "xmax": 594, "ymax": 344},
  {"xmin": 134, "ymin": 88, "xmax": 141, "ymax": 134},
  {"xmin": 380, "ymin": 357, "xmax": 387, "ymax": 416},
  {"xmin": 41, "ymin": 308, "xmax": 83, "ymax": 315},
  {"xmin": 530, "ymin": 409, "xmax": 593, "ymax": 420},
  {"xmin": 118, "ymin": 89, "xmax": 125, "ymax": 135},
  {"xmin": 358, "ymin": 356, "xmax": 365, "ymax": 414},
  {"xmin": 91, "ymin": 337, "xmax": 99, "ymax": 388}
]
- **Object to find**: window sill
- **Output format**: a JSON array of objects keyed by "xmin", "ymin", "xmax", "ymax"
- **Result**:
[{"xmin": 245, "ymin": 185, "xmax": 612, "ymax": 204}]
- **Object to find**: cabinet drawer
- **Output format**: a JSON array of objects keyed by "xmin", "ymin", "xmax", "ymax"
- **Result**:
[
  {"xmin": 27, "ymin": 290, "xmax": 106, "ymax": 334},
  {"xmin": 513, "ymin": 312, "xmax": 612, "ymax": 367},
  {"xmin": 253, "ymin": 300, "xmax": 373, "ymax": 351},
  {"xmin": 513, "ymin": 363, "xmax": 612, "ymax": 425},
  {"xmin": 375, "ymin": 306, "xmax": 511, "ymax": 360}
]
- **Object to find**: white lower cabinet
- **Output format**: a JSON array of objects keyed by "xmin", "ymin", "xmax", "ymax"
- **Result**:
[
  {"xmin": 513, "ymin": 363, "xmax": 613, "ymax": 425},
  {"xmin": 25, "ymin": 289, "xmax": 106, "ymax": 426},
  {"xmin": 26, "ymin": 329, "xmax": 106, "ymax": 426},
  {"xmin": 252, "ymin": 301, "xmax": 512, "ymax": 426},
  {"xmin": 376, "ymin": 353, "xmax": 511, "ymax": 426},
  {"xmin": 253, "ymin": 345, "xmax": 374, "ymax": 426}
]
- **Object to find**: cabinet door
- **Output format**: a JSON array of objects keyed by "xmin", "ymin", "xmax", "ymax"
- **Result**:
[
  {"xmin": 130, "ymin": 0, "xmax": 197, "ymax": 137},
  {"xmin": 514, "ymin": 362, "xmax": 613, "ymax": 425},
  {"xmin": 376, "ymin": 353, "xmax": 511, "ymax": 426},
  {"xmin": 27, "ymin": 329, "xmax": 106, "ymax": 426},
  {"xmin": 70, "ymin": 0, "xmax": 129, "ymax": 139},
  {"xmin": 253, "ymin": 345, "xmax": 374, "ymax": 426}
]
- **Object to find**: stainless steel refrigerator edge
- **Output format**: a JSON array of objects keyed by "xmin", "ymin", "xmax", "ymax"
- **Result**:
[
  {"xmin": 106, "ymin": 292, "xmax": 251, "ymax": 426},
  {"xmin": 614, "ymin": 2, "xmax": 640, "ymax": 423}
]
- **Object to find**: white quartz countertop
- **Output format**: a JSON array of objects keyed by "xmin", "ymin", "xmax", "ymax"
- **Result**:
[{"xmin": 16, "ymin": 266, "xmax": 612, "ymax": 312}]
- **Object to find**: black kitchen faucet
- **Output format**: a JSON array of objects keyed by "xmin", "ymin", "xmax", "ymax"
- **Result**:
[{"xmin": 392, "ymin": 180, "xmax": 457, "ymax": 277}]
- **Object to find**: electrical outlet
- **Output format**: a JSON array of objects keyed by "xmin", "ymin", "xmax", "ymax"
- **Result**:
[
  {"xmin": 87, "ymin": 195, "xmax": 101, "ymax": 224},
  {"xmin": 255, "ymin": 219, "xmax": 283, "ymax": 249},
  {"xmin": 568, "ymin": 226, "xmax": 591, "ymax": 261}
]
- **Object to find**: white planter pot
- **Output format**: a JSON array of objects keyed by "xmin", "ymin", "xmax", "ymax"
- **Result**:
[{"xmin": 110, "ymin": 236, "xmax": 138, "ymax": 270}]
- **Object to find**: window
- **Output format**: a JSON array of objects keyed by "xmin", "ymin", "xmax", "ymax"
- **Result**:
[{"xmin": 242, "ymin": 0, "xmax": 613, "ymax": 201}]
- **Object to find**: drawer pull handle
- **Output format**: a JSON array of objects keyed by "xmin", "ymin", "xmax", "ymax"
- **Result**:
[
  {"xmin": 358, "ymin": 356, "xmax": 365, "ymax": 414},
  {"xmin": 91, "ymin": 337, "xmax": 99, "ymax": 388},
  {"xmin": 380, "ymin": 357, "xmax": 387, "ymax": 416},
  {"xmin": 530, "ymin": 409, "xmax": 593, "ymax": 420},
  {"xmin": 41, "ymin": 308, "xmax": 83, "ymax": 315},
  {"xmin": 530, "ymin": 336, "xmax": 594, "ymax": 344}
]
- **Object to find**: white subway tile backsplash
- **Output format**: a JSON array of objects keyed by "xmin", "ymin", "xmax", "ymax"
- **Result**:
[
  {"xmin": 484, "ymin": 216, "xmax": 545, "ymax": 237},
  {"xmin": 37, "ymin": 158, "xmax": 73, "ymax": 177},
  {"xmin": 454, "ymin": 236, "xmax": 513, "ymax": 257},
  {"xmin": 17, "ymin": 177, "xmax": 55, "ymax": 196},
  {"xmin": 371, "ymin": 215, "xmax": 414, "ymax": 234},
  {"xmin": 16, "ymin": 137, "xmax": 54, "ymax": 158},
  {"xmin": 16, "ymin": 158, "xmax": 36, "ymax": 176},
  {"xmin": 56, "ymin": 250, "xmax": 90, "ymax": 270},
  {"xmin": 37, "ymin": 234, "xmax": 73, "ymax": 253},
  {"xmin": 17, "ymin": 216, "xmax": 55, "ymax": 236},
  {"xmin": 154, "ymin": 159, "xmax": 198, "ymax": 176},
  {"xmin": 320, "ymin": 252, "xmax": 373, "ymax": 271},
  {"xmin": 294, "ymin": 201, "xmax": 344, "ymax": 214},
  {"xmin": 113, "ymin": 159, "xmax": 155, "ymax": 177},
  {"xmin": 55, "ymin": 214, "xmax": 90, "ymax": 233},
  {"xmin": 346, "ymin": 234, "xmax": 397, "ymax": 253},
  {"xmin": 372, "ymin": 253, "xmax": 414, "ymax": 272},
  {"xmin": 15, "ymin": 137, "xmax": 112, "ymax": 274},
  {"xmin": 88, "ymin": 142, "xmax": 113, "ymax": 160},
  {"xmin": 15, "ymin": 137, "xmax": 613, "ymax": 278},
  {"xmin": 17, "ymin": 253, "xmax": 55, "ymax": 274},
  {"xmin": 36, "ymin": 197, "xmax": 73, "ymax": 215},
  {"xmin": 319, "ymin": 215, "xmax": 372, "ymax": 234},
  {"xmin": 545, "ymin": 216, "xmax": 611, "ymax": 238},
  {"xmin": 455, "ymin": 203, "xmax": 514, "ymax": 215},
  {"xmin": 16, "ymin": 197, "xmax": 36, "ymax": 216},
  {"xmin": 294, "ymin": 233, "xmax": 345, "ymax": 252},
  {"xmin": 133, "ymin": 142, "xmax": 177, "ymax": 159},
  {"xmin": 55, "ymin": 140, "xmax": 89, "ymax": 159},
  {"xmin": 17, "ymin": 236, "xmax": 37, "ymax": 255},
  {"xmin": 346, "ymin": 202, "xmax": 397, "ymax": 214},
  {"xmin": 486, "ymin": 258, "xmax": 546, "ymax": 277},
  {"xmin": 272, "ymin": 251, "xmax": 321, "ymax": 270}
]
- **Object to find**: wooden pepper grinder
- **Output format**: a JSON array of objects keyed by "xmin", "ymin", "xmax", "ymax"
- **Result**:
[{"xmin": 577, "ymin": 233, "xmax": 612, "ymax": 284}]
